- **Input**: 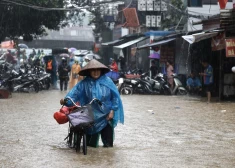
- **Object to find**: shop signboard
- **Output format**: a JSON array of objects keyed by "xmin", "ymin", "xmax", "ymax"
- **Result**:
[
  {"xmin": 225, "ymin": 38, "xmax": 235, "ymax": 57},
  {"xmin": 211, "ymin": 32, "xmax": 225, "ymax": 51}
]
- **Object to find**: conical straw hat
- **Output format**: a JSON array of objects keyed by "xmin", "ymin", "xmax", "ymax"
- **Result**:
[{"xmin": 79, "ymin": 59, "xmax": 110, "ymax": 76}]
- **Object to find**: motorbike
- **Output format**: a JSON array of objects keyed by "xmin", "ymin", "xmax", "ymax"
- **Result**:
[
  {"xmin": 33, "ymin": 66, "xmax": 51, "ymax": 90},
  {"xmin": 145, "ymin": 73, "xmax": 171, "ymax": 95},
  {"xmin": 117, "ymin": 78, "xmax": 134, "ymax": 95},
  {"xmin": 8, "ymin": 72, "xmax": 40, "ymax": 93},
  {"xmin": 171, "ymin": 73, "xmax": 188, "ymax": 95},
  {"xmin": 118, "ymin": 72, "xmax": 165, "ymax": 95},
  {"xmin": 4, "ymin": 65, "xmax": 40, "ymax": 93}
]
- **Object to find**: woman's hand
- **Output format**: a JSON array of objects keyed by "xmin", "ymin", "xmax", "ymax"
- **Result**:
[
  {"xmin": 106, "ymin": 110, "xmax": 114, "ymax": 120},
  {"xmin": 60, "ymin": 99, "xmax": 65, "ymax": 105}
]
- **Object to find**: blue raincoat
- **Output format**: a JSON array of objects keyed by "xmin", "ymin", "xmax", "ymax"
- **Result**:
[{"xmin": 64, "ymin": 75, "xmax": 124, "ymax": 134}]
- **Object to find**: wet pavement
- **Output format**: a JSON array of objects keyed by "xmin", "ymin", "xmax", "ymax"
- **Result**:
[{"xmin": 1, "ymin": 91, "xmax": 235, "ymax": 168}]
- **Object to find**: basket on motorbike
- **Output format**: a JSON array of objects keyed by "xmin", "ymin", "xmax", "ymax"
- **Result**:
[
  {"xmin": 67, "ymin": 104, "xmax": 94, "ymax": 131},
  {"xmin": 63, "ymin": 97, "xmax": 101, "ymax": 155}
]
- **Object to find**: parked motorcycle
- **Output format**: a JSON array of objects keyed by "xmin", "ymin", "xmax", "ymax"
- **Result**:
[
  {"xmin": 171, "ymin": 73, "xmax": 188, "ymax": 95},
  {"xmin": 33, "ymin": 66, "xmax": 51, "ymax": 90},
  {"xmin": 145, "ymin": 73, "xmax": 171, "ymax": 95},
  {"xmin": 7, "ymin": 71, "xmax": 40, "ymax": 93},
  {"xmin": 0, "ymin": 58, "xmax": 52, "ymax": 94},
  {"xmin": 118, "ymin": 72, "xmax": 167, "ymax": 95},
  {"xmin": 117, "ymin": 78, "xmax": 134, "ymax": 95}
]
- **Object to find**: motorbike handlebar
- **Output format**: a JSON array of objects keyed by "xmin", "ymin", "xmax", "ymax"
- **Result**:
[{"xmin": 64, "ymin": 97, "xmax": 102, "ymax": 107}]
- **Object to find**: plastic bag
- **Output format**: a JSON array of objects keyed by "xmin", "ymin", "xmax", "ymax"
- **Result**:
[{"xmin": 54, "ymin": 112, "xmax": 69, "ymax": 124}]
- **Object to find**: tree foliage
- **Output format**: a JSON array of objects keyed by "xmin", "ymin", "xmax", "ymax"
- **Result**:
[
  {"xmin": 0, "ymin": 0, "xmax": 67, "ymax": 42},
  {"xmin": 69, "ymin": 1, "xmax": 112, "ymax": 41},
  {"xmin": 88, "ymin": 7, "xmax": 111, "ymax": 38}
]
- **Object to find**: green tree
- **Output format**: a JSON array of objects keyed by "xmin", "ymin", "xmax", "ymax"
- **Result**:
[
  {"xmin": 88, "ymin": 7, "xmax": 111, "ymax": 41},
  {"xmin": 0, "ymin": 0, "xmax": 67, "ymax": 42},
  {"xmin": 69, "ymin": 0, "xmax": 112, "ymax": 40}
]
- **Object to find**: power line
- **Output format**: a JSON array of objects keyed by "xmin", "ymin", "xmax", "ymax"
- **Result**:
[
  {"xmin": 0, "ymin": 0, "xmax": 126, "ymax": 11},
  {"xmin": 0, "ymin": 0, "xmax": 220, "ymax": 21}
]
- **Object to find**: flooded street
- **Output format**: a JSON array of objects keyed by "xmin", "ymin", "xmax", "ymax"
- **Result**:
[{"xmin": 1, "ymin": 91, "xmax": 235, "ymax": 168}]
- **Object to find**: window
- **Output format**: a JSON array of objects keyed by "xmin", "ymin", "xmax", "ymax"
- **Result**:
[
  {"xmin": 70, "ymin": 30, "xmax": 77, "ymax": 36},
  {"xmin": 188, "ymin": 0, "xmax": 219, "ymax": 6},
  {"xmin": 203, "ymin": 0, "xmax": 218, "ymax": 5},
  {"xmin": 188, "ymin": 0, "xmax": 202, "ymax": 7}
]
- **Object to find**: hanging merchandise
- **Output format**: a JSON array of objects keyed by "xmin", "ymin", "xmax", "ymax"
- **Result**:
[
  {"xmin": 148, "ymin": 52, "xmax": 160, "ymax": 59},
  {"xmin": 151, "ymin": 46, "xmax": 160, "ymax": 52}
]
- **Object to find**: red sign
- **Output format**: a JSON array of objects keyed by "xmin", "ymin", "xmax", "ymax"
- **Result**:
[{"xmin": 225, "ymin": 38, "xmax": 235, "ymax": 57}]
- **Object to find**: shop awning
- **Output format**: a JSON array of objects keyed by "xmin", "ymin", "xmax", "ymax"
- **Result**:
[
  {"xmin": 137, "ymin": 38, "xmax": 176, "ymax": 50},
  {"xmin": 113, "ymin": 37, "xmax": 147, "ymax": 49},
  {"xmin": 182, "ymin": 32, "xmax": 218, "ymax": 44},
  {"xmin": 101, "ymin": 39, "xmax": 123, "ymax": 46}
]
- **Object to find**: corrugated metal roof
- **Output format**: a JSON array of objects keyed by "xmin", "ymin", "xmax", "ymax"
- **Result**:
[
  {"xmin": 137, "ymin": 38, "xmax": 176, "ymax": 50},
  {"xmin": 113, "ymin": 37, "xmax": 147, "ymax": 49},
  {"xmin": 101, "ymin": 39, "xmax": 123, "ymax": 46}
]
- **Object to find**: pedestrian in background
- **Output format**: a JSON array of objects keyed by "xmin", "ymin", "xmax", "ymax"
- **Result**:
[
  {"xmin": 199, "ymin": 60, "xmax": 213, "ymax": 103},
  {"xmin": 150, "ymin": 60, "xmax": 158, "ymax": 79},
  {"xmin": 186, "ymin": 72, "xmax": 202, "ymax": 95},
  {"xmin": 166, "ymin": 60, "xmax": 174, "ymax": 91},
  {"xmin": 69, "ymin": 58, "xmax": 82, "ymax": 90},
  {"xmin": 109, "ymin": 58, "xmax": 118, "ymax": 72},
  {"xmin": 58, "ymin": 57, "xmax": 71, "ymax": 91},
  {"xmin": 117, "ymin": 55, "xmax": 125, "ymax": 71},
  {"xmin": 43, "ymin": 55, "xmax": 58, "ymax": 89}
]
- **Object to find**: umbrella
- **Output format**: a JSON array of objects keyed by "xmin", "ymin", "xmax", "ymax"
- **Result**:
[
  {"xmin": 18, "ymin": 44, "xmax": 28, "ymax": 49},
  {"xmin": 69, "ymin": 47, "xmax": 77, "ymax": 53},
  {"xmin": 148, "ymin": 52, "xmax": 160, "ymax": 59},
  {"xmin": 59, "ymin": 53, "xmax": 70, "ymax": 58},
  {"xmin": 85, "ymin": 53, "xmax": 101, "ymax": 60},
  {"xmin": 73, "ymin": 50, "xmax": 90, "ymax": 56}
]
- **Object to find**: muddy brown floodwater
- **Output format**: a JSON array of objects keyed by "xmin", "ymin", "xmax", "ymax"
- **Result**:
[{"xmin": 1, "ymin": 91, "xmax": 235, "ymax": 168}]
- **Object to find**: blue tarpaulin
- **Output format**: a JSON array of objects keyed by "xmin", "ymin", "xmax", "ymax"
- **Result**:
[
  {"xmin": 106, "ymin": 71, "xmax": 120, "ymax": 81},
  {"xmin": 144, "ymin": 31, "xmax": 175, "ymax": 37}
]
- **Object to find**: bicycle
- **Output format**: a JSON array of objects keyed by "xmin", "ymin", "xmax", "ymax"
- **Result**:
[{"xmin": 64, "ymin": 97, "xmax": 102, "ymax": 155}]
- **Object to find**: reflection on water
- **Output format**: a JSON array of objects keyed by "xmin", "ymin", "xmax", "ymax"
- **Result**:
[{"xmin": 1, "ymin": 92, "xmax": 235, "ymax": 168}]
